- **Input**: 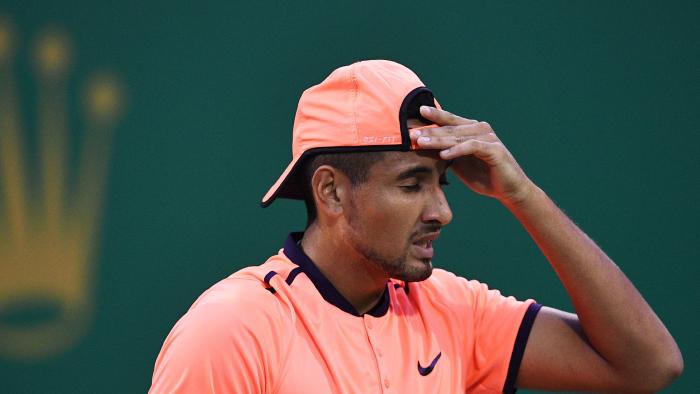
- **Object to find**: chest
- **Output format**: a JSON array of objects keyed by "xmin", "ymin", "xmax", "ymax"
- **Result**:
[{"xmin": 275, "ymin": 309, "xmax": 462, "ymax": 394}]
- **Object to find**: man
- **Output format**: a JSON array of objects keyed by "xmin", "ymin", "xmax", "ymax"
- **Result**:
[{"xmin": 150, "ymin": 60, "xmax": 682, "ymax": 393}]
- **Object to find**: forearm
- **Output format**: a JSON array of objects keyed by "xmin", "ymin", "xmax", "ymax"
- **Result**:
[{"xmin": 504, "ymin": 184, "xmax": 683, "ymax": 384}]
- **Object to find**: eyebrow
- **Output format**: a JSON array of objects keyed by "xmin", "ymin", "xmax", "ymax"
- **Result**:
[{"xmin": 396, "ymin": 166, "xmax": 433, "ymax": 181}]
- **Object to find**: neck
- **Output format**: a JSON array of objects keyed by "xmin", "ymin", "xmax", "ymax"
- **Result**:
[{"xmin": 301, "ymin": 223, "xmax": 388, "ymax": 315}]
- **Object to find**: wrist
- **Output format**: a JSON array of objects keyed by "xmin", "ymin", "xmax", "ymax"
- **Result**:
[{"xmin": 500, "ymin": 181, "xmax": 545, "ymax": 211}]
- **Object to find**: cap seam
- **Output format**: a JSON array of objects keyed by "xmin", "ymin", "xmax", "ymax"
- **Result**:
[{"xmin": 351, "ymin": 64, "xmax": 359, "ymax": 144}]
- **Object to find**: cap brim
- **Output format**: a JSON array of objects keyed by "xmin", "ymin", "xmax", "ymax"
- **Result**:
[{"xmin": 261, "ymin": 155, "xmax": 303, "ymax": 208}]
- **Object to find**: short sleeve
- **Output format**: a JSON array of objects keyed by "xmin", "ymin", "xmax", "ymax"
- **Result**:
[
  {"xmin": 465, "ymin": 279, "xmax": 539, "ymax": 392},
  {"xmin": 423, "ymin": 270, "xmax": 538, "ymax": 393},
  {"xmin": 149, "ymin": 278, "xmax": 289, "ymax": 394}
]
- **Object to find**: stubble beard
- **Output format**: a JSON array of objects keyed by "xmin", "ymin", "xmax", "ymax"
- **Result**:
[
  {"xmin": 346, "ymin": 227, "xmax": 433, "ymax": 283},
  {"xmin": 344, "ymin": 194, "xmax": 433, "ymax": 283}
]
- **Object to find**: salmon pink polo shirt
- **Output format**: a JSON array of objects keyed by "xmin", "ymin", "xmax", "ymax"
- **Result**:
[{"xmin": 149, "ymin": 233, "xmax": 541, "ymax": 393}]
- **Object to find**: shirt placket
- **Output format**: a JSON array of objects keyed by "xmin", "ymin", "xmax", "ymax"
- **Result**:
[{"xmin": 363, "ymin": 314, "xmax": 391, "ymax": 393}]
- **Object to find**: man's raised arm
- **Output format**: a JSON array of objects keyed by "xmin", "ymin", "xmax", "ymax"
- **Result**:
[{"xmin": 412, "ymin": 105, "xmax": 683, "ymax": 393}]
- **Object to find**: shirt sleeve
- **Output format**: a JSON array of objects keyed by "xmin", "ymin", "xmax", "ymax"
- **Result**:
[
  {"xmin": 149, "ymin": 278, "xmax": 288, "ymax": 394},
  {"xmin": 462, "ymin": 277, "xmax": 537, "ymax": 393},
  {"xmin": 426, "ymin": 270, "xmax": 538, "ymax": 393}
]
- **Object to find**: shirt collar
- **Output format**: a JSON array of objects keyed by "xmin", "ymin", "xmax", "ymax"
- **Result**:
[{"xmin": 283, "ymin": 232, "xmax": 390, "ymax": 317}]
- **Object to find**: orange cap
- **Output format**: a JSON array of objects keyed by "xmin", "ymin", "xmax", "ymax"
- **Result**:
[{"xmin": 261, "ymin": 60, "xmax": 441, "ymax": 207}]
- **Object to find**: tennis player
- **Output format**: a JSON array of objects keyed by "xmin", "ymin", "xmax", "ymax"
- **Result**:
[{"xmin": 149, "ymin": 60, "xmax": 682, "ymax": 393}]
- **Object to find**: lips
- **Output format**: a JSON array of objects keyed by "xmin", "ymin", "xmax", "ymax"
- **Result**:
[
  {"xmin": 412, "ymin": 232, "xmax": 440, "ymax": 259},
  {"xmin": 415, "ymin": 239, "xmax": 433, "ymax": 248}
]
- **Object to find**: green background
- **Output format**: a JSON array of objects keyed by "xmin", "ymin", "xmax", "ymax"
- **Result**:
[{"xmin": 1, "ymin": 1, "xmax": 698, "ymax": 392}]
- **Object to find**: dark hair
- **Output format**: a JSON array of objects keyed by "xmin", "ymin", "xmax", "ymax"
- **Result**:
[{"xmin": 299, "ymin": 151, "xmax": 385, "ymax": 226}]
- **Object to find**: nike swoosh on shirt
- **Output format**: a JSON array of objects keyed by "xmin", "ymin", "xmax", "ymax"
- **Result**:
[{"xmin": 417, "ymin": 352, "xmax": 442, "ymax": 376}]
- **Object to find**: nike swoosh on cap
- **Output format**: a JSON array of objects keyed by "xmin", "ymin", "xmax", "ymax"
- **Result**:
[{"xmin": 417, "ymin": 352, "xmax": 442, "ymax": 376}]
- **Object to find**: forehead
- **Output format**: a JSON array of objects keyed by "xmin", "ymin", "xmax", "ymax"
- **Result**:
[{"xmin": 369, "ymin": 150, "xmax": 448, "ymax": 178}]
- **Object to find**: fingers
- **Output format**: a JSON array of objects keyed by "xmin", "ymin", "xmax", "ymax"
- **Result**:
[
  {"xmin": 409, "ymin": 115, "xmax": 506, "ymax": 163},
  {"xmin": 419, "ymin": 105, "xmax": 477, "ymax": 125},
  {"xmin": 410, "ymin": 121, "xmax": 499, "ymax": 148},
  {"xmin": 439, "ymin": 140, "xmax": 504, "ymax": 162},
  {"xmin": 411, "ymin": 121, "xmax": 497, "ymax": 140},
  {"xmin": 412, "ymin": 131, "xmax": 499, "ymax": 149}
]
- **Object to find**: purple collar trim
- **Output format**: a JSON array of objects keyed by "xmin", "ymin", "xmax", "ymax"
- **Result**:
[{"xmin": 283, "ymin": 232, "xmax": 390, "ymax": 317}]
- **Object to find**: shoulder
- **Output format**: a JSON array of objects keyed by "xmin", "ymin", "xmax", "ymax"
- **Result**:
[
  {"xmin": 160, "ymin": 255, "xmax": 298, "ymax": 355},
  {"xmin": 150, "ymin": 263, "xmax": 294, "ymax": 393},
  {"xmin": 158, "ymin": 276, "xmax": 288, "ymax": 360},
  {"xmin": 177, "ymin": 259, "xmax": 295, "ymax": 338},
  {"xmin": 414, "ymin": 268, "xmax": 492, "ymax": 302},
  {"xmin": 189, "ymin": 276, "xmax": 286, "ymax": 327},
  {"xmin": 412, "ymin": 268, "xmax": 533, "ymax": 315}
]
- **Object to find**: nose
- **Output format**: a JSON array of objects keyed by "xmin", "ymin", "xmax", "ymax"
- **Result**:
[{"xmin": 422, "ymin": 187, "xmax": 453, "ymax": 226}]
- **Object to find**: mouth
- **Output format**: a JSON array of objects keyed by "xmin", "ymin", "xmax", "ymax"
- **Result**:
[{"xmin": 411, "ymin": 232, "xmax": 439, "ymax": 259}]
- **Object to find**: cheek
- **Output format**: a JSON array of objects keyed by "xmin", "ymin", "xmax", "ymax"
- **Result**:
[{"xmin": 361, "ymin": 194, "xmax": 417, "ymax": 242}]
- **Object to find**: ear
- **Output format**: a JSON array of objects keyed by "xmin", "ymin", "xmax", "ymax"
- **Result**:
[{"xmin": 311, "ymin": 165, "xmax": 350, "ymax": 219}]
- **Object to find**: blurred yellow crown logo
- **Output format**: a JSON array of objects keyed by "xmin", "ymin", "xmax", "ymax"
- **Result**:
[{"xmin": 0, "ymin": 17, "xmax": 124, "ymax": 360}]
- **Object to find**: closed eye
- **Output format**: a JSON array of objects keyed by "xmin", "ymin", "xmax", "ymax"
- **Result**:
[
  {"xmin": 401, "ymin": 178, "xmax": 449, "ymax": 192},
  {"xmin": 401, "ymin": 184, "xmax": 422, "ymax": 192}
]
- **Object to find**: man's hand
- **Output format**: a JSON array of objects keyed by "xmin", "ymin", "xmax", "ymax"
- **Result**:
[{"xmin": 410, "ymin": 106, "xmax": 535, "ymax": 206}]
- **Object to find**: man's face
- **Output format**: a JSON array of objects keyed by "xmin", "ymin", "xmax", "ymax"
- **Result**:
[{"xmin": 342, "ymin": 148, "xmax": 453, "ymax": 282}]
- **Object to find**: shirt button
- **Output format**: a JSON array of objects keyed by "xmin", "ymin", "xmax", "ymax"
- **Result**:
[
  {"xmin": 376, "ymin": 348, "xmax": 382, "ymax": 357},
  {"xmin": 366, "ymin": 319, "xmax": 373, "ymax": 329},
  {"xmin": 384, "ymin": 378, "xmax": 390, "ymax": 388}
]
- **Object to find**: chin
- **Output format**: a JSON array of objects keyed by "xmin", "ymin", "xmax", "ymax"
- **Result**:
[{"xmin": 394, "ymin": 259, "xmax": 433, "ymax": 282}]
